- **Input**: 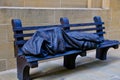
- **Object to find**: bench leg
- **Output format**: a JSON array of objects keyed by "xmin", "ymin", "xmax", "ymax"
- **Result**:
[
  {"xmin": 17, "ymin": 56, "xmax": 31, "ymax": 80},
  {"xmin": 96, "ymin": 45, "xmax": 119, "ymax": 60},
  {"xmin": 64, "ymin": 54, "xmax": 78, "ymax": 69},
  {"xmin": 96, "ymin": 48, "xmax": 109, "ymax": 60}
]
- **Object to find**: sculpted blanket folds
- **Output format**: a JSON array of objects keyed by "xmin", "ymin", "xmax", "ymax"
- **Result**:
[{"xmin": 22, "ymin": 27, "xmax": 102, "ymax": 57}]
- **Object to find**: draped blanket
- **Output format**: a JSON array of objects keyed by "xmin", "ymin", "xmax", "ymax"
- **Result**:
[{"xmin": 22, "ymin": 27, "xmax": 102, "ymax": 57}]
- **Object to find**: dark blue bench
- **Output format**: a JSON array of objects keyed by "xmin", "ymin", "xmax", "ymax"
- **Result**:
[{"xmin": 12, "ymin": 16, "xmax": 119, "ymax": 80}]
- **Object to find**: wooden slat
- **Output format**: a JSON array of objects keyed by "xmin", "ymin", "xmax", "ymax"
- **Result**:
[
  {"xmin": 68, "ymin": 22, "xmax": 104, "ymax": 27},
  {"xmin": 70, "ymin": 27, "xmax": 105, "ymax": 32},
  {"xmin": 15, "ymin": 40, "xmax": 28, "ymax": 45},
  {"xmin": 14, "ymin": 27, "xmax": 105, "ymax": 38},
  {"xmin": 14, "ymin": 31, "xmax": 105, "ymax": 46},
  {"xmin": 13, "ymin": 25, "xmax": 62, "ymax": 31},
  {"xmin": 13, "ymin": 22, "xmax": 104, "ymax": 31},
  {"xmin": 94, "ymin": 32, "xmax": 106, "ymax": 35},
  {"xmin": 14, "ymin": 33, "xmax": 34, "ymax": 38},
  {"xmin": 25, "ymin": 50, "xmax": 82, "ymax": 62},
  {"xmin": 99, "ymin": 40, "xmax": 120, "ymax": 48},
  {"xmin": 14, "ymin": 21, "xmax": 105, "ymax": 46}
]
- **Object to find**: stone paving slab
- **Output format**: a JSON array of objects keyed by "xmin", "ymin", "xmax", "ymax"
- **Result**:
[{"xmin": 0, "ymin": 48, "xmax": 120, "ymax": 80}]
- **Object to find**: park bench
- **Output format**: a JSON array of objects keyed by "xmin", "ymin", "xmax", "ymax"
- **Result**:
[{"xmin": 12, "ymin": 16, "xmax": 119, "ymax": 80}]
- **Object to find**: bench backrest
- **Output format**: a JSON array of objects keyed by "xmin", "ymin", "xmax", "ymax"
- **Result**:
[{"xmin": 12, "ymin": 16, "xmax": 105, "ymax": 56}]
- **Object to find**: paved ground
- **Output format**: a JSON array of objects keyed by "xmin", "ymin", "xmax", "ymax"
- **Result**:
[{"xmin": 0, "ymin": 48, "xmax": 120, "ymax": 80}]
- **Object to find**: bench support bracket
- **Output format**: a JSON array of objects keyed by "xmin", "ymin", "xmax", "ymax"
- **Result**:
[
  {"xmin": 96, "ymin": 48, "xmax": 109, "ymax": 60},
  {"xmin": 17, "ymin": 56, "xmax": 38, "ymax": 80},
  {"xmin": 64, "ymin": 54, "xmax": 78, "ymax": 69},
  {"xmin": 17, "ymin": 56, "xmax": 31, "ymax": 80},
  {"xmin": 96, "ymin": 45, "xmax": 119, "ymax": 60}
]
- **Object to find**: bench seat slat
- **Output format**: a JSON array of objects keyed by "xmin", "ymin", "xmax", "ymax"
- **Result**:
[
  {"xmin": 99, "ymin": 40, "xmax": 120, "ymax": 48},
  {"xmin": 25, "ymin": 50, "xmax": 82, "ymax": 62},
  {"xmin": 19, "ymin": 39, "xmax": 120, "ymax": 63}
]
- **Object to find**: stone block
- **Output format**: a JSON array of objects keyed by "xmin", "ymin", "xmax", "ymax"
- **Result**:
[
  {"xmin": 23, "ymin": 9, "xmax": 55, "ymax": 26},
  {"xmin": 0, "ymin": 24, "xmax": 13, "ymax": 42},
  {"xmin": 110, "ymin": 11, "xmax": 120, "ymax": 30},
  {"xmin": 0, "ymin": 9, "xmax": 55, "ymax": 26},
  {"xmin": 7, "ymin": 58, "xmax": 16, "ymax": 70},
  {"xmin": 0, "ymin": 42, "xmax": 14, "ymax": 59},
  {"xmin": 107, "ymin": 31, "xmax": 120, "ymax": 41},
  {"xmin": 61, "ymin": 0, "xmax": 87, "ymax": 8},
  {"xmin": 0, "ymin": 0, "xmax": 24, "ymax": 7},
  {"xmin": 0, "ymin": 9, "xmax": 27, "ymax": 24},
  {"xmin": 54, "ymin": 9, "xmax": 110, "ymax": 24},
  {"xmin": 0, "ymin": 59, "xmax": 7, "ymax": 71},
  {"xmin": 110, "ymin": 0, "xmax": 120, "ymax": 10},
  {"xmin": 24, "ymin": 0, "xmax": 60, "ymax": 7},
  {"xmin": 92, "ymin": 0, "xmax": 102, "ymax": 8},
  {"xmin": 0, "ymin": 25, "xmax": 8, "ymax": 43},
  {"xmin": 7, "ymin": 25, "xmax": 14, "ymax": 42}
]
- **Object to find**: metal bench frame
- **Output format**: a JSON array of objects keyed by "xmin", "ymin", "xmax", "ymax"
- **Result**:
[{"xmin": 12, "ymin": 16, "xmax": 119, "ymax": 80}]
